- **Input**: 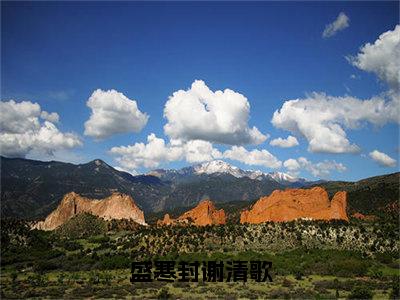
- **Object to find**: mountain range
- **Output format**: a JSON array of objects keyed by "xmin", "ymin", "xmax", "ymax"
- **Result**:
[
  {"xmin": 148, "ymin": 160, "xmax": 307, "ymax": 184},
  {"xmin": 1, "ymin": 156, "xmax": 398, "ymax": 220}
]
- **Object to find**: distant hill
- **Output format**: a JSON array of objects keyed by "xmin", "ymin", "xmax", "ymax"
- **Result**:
[
  {"xmin": 1, "ymin": 156, "xmax": 398, "ymax": 220},
  {"xmin": 1, "ymin": 157, "xmax": 286, "ymax": 219},
  {"xmin": 149, "ymin": 173, "xmax": 400, "ymax": 224},
  {"xmin": 0, "ymin": 156, "xmax": 167, "ymax": 219},
  {"xmin": 312, "ymin": 172, "xmax": 400, "ymax": 215}
]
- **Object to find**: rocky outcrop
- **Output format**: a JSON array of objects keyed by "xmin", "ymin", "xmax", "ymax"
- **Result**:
[
  {"xmin": 34, "ymin": 192, "xmax": 146, "ymax": 230},
  {"xmin": 157, "ymin": 199, "xmax": 226, "ymax": 226},
  {"xmin": 240, "ymin": 187, "xmax": 348, "ymax": 224},
  {"xmin": 352, "ymin": 212, "xmax": 377, "ymax": 221},
  {"xmin": 156, "ymin": 213, "xmax": 174, "ymax": 226}
]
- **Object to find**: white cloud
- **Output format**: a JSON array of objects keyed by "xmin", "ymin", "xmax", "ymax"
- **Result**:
[
  {"xmin": 348, "ymin": 25, "xmax": 400, "ymax": 89},
  {"xmin": 0, "ymin": 100, "xmax": 82, "ymax": 158},
  {"xmin": 114, "ymin": 166, "xmax": 138, "ymax": 176},
  {"xmin": 270, "ymin": 135, "xmax": 299, "ymax": 148},
  {"xmin": 270, "ymin": 25, "xmax": 400, "ymax": 161},
  {"xmin": 283, "ymin": 158, "xmax": 300, "ymax": 171},
  {"xmin": 369, "ymin": 150, "xmax": 397, "ymax": 167},
  {"xmin": 273, "ymin": 26, "xmax": 400, "ymax": 155},
  {"xmin": 109, "ymin": 134, "xmax": 222, "ymax": 173},
  {"xmin": 271, "ymin": 92, "xmax": 399, "ymax": 154},
  {"xmin": 163, "ymin": 80, "xmax": 267, "ymax": 145},
  {"xmin": 109, "ymin": 133, "xmax": 182, "ymax": 170},
  {"xmin": 40, "ymin": 111, "xmax": 59, "ymax": 123},
  {"xmin": 322, "ymin": 12, "xmax": 350, "ymax": 38},
  {"xmin": 284, "ymin": 157, "xmax": 346, "ymax": 178},
  {"xmin": 223, "ymin": 146, "xmax": 282, "ymax": 169},
  {"xmin": 183, "ymin": 139, "xmax": 222, "ymax": 163},
  {"xmin": 84, "ymin": 89, "xmax": 149, "ymax": 140},
  {"xmin": 0, "ymin": 100, "xmax": 41, "ymax": 134}
]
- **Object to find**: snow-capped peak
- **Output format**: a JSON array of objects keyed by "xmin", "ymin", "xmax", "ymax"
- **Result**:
[
  {"xmin": 193, "ymin": 160, "xmax": 301, "ymax": 183},
  {"xmin": 267, "ymin": 171, "xmax": 299, "ymax": 183},
  {"xmin": 147, "ymin": 160, "xmax": 306, "ymax": 184},
  {"xmin": 193, "ymin": 160, "xmax": 243, "ymax": 178}
]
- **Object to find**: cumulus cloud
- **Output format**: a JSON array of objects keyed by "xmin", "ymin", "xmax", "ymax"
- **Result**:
[
  {"xmin": 348, "ymin": 25, "xmax": 400, "ymax": 89},
  {"xmin": 163, "ymin": 80, "xmax": 267, "ymax": 145},
  {"xmin": 109, "ymin": 134, "xmax": 183, "ymax": 170},
  {"xmin": 273, "ymin": 26, "xmax": 400, "ymax": 154},
  {"xmin": 110, "ymin": 134, "xmax": 282, "ymax": 173},
  {"xmin": 40, "ymin": 111, "xmax": 59, "ymax": 123},
  {"xmin": 283, "ymin": 158, "xmax": 300, "ymax": 171},
  {"xmin": 0, "ymin": 100, "xmax": 82, "ymax": 157},
  {"xmin": 270, "ymin": 135, "xmax": 299, "ymax": 148},
  {"xmin": 283, "ymin": 157, "xmax": 346, "ymax": 178},
  {"xmin": 223, "ymin": 146, "xmax": 282, "ymax": 169},
  {"xmin": 271, "ymin": 92, "xmax": 399, "ymax": 154},
  {"xmin": 369, "ymin": 150, "xmax": 397, "ymax": 167},
  {"xmin": 183, "ymin": 139, "xmax": 222, "ymax": 163},
  {"xmin": 322, "ymin": 12, "xmax": 350, "ymax": 38},
  {"xmin": 109, "ymin": 134, "xmax": 222, "ymax": 173},
  {"xmin": 84, "ymin": 89, "xmax": 149, "ymax": 140}
]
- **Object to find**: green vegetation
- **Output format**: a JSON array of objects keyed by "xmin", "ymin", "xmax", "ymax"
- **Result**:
[
  {"xmin": 1, "ymin": 215, "xmax": 399, "ymax": 299},
  {"xmin": 316, "ymin": 172, "xmax": 399, "ymax": 215},
  {"xmin": 55, "ymin": 213, "xmax": 108, "ymax": 239}
]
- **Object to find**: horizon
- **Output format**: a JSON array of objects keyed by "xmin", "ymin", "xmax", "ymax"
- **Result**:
[
  {"xmin": 2, "ymin": 154, "xmax": 397, "ymax": 182},
  {"xmin": 1, "ymin": 1, "xmax": 399, "ymax": 182}
]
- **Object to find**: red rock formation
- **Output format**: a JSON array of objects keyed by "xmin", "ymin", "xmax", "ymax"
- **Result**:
[
  {"xmin": 240, "ymin": 187, "xmax": 348, "ymax": 224},
  {"xmin": 352, "ymin": 212, "xmax": 377, "ymax": 221},
  {"xmin": 156, "ymin": 213, "xmax": 174, "ymax": 226},
  {"xmin": 34, "ymin": 192, "xmax": 146, "ymax": 230},
  {"xmin": 157, "ymin": 199, "xmax": 226, "ymax": 226}
]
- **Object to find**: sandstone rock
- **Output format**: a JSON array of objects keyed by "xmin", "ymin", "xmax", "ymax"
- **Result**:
[
  {"xmin": 34, "ymin": 192, "xmax": 146, "ymax": 230},
  {"xmin": 352, "ymin": 212, "xmax": 377, "ymax": 221},
  {"xmin": 240, "ymin": 187, "xmax": 348, "ymax": 224},
  {"xmin": 156, "ymin": 213, "xmax": 174, "ymax": 226},
  {"xmin": 157, "ymin": 199, "xmax": 226, "ymax": 226}
]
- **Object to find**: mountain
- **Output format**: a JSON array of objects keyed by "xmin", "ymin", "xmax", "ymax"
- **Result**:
[
  {"xmin": 2, "ymin": 156, "xmax": 398, "ymax": 221},
  {"xmin": 0, "ymin": 156, "xmax": 167, "ymax": 219},
  {"xmin": 240, "ymin": 187, "xmax": 348, "ymax": 224},
  {"xmin": 1, "ymin": 156, "xmax": 286, "ymax": 218},
  {"xmin": 157, "ymin": 199, "xmax": 226, "ymax": 226},
  {"xmin": 149, "ymin": 160, "xmax": 307, "ymax": 185},
  {"xmin": 311, "ymin": 172, "xmax": 400, "ymax": 216},
  {"xmin": 34, "ymin": 192, "xmax": 146, "ymax": 230}
]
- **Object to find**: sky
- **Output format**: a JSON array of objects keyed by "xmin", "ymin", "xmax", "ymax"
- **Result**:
[{"xmin": 1, "ymin": 1, "xmax": 399, "ymax": 181}]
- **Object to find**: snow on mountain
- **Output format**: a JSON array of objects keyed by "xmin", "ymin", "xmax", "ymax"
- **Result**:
[
  {"xmin": 192, "ymin": 160, "xmax": 304, "ymax": 183},
  {"xmin": 267, "ymin": 171, "xmax": 299, "ymax": 183},
  {"xmin": 149, "ymin": 160, "xmax": 306, "ymax": 185},
  {"xmin": 193, "ymin": 160, "xmax": 244, "ymax": 177}
]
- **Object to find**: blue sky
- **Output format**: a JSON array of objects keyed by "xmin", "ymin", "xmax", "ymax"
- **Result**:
[{"xmin": 1, "ymin": 1, "xmax": 399, "ymax": 181}]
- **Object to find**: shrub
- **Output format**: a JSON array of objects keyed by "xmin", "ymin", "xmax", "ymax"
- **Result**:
[
  {"xmin": 348, "ymin": 285, "xmax": 373, "ymax": 299},
  {"xmin": 389, "ymin": 278, "xmax": 400, "ymax": 300},
  {"xmin": 99, "ymin": 255, "xmax": 130, "ymax": 270},
  {"xmin": 63, "ymin": 240, "xmax": 83, "ymax": 251},
  {"xmin": 88, "ymin": 235, "xmax": 110, "ymax": 244},
  {"xmin": 157, "ymin": 288, "xmax": 171, "ymax": 299}
]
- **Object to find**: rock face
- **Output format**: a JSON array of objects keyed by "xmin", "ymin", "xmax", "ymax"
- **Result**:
[
  {"xmin": 157, "ymin": 200, "xmax": 226, "ymax": 226},
  {"xmin": 240, "ymin": 187, "xmax": 348, "ymax": 224},
  {"xmin": 352, "ymin": 212, "xmax": 377, "ymax": 221},
  {"xmin": 157, "ymin": 213, "xmax": 174, "ymax": 226},
  {"xmin": 34, "ymin": 192, "xmax": 146, "ymax": 230}
]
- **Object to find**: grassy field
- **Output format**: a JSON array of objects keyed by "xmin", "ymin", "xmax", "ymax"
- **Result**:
[
  {"xmin": 1, "ymin": 216, "xmax": 399, "ymax": 299},
  {"xmin": 1, "ymin": 268, "xmax": 399, "ymax": 299}
]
